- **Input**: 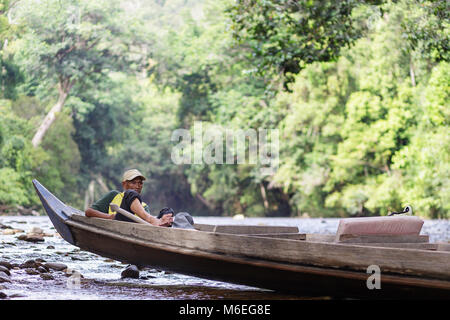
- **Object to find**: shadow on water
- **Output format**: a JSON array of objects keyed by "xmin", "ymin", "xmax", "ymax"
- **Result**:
[{"xmin": 85, "ymin": 280, "xmax": 325, "ymax": 300}]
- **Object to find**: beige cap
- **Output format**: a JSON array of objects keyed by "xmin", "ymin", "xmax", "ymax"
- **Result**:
[{"xmin": 122, "ymin": 169, "xmax": 146, "ymax": 182}]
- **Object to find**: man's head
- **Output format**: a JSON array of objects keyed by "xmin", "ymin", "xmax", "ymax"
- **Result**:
[
  {"xmin": 157, "ymin": 207, "xmax": 174, "ymax": 219},
  {"xmin": 121, "ymin": 169, "xmax": 146, "ymax": 193}
]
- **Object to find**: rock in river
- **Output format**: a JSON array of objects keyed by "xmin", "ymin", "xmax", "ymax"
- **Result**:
[
  {"xmin": 25, "ymin": 268, "xmax": 39, "ymax": 275},
  {"xmin": 0, "ymin": 271, "xmax": 11, "ymax": 283},
  {"xmin": 17, "ymin": 234, "xmax": 44, "ymax": 243},
  {"xmin": 0, "ymin": 261, "xmax": 12, "ymax": 270},
  {"xmin": 0, "ymin": 266, "xmax": 11, "ymax": 276},
  {"xmin": 16, "ymin": 227, "xmax": 53, "ymax": 243},
  {"xmin": 37, "ymin": 266, "xmax": 49, "ymax": 274},
  {"xmin": 20, "ymin": 259, "xmax": 42, "ymax": 269},
  {"xmin": 121, "ymin": 265, "xmax": 140, "ymax": 279},
  {"xmin": 2, "ymin": 228, "xmax": 24, "ymax": 235},
  {"xmin": 44, "ymin": 262, "xmax": 68, "ymax": 271},
  {"xmin": 40, "ymin": 273, "xmax": 54, "ymax": 281}
]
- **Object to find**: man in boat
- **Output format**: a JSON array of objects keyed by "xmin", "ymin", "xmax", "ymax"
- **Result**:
[{"xmin": 85, "ymin": 169, "xmax": 173, "ymax": 227}]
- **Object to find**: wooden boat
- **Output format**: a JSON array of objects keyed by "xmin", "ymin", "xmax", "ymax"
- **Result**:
[{"xmin": 32, "ymin": 179, "xmax": 450, "ymax": 299}]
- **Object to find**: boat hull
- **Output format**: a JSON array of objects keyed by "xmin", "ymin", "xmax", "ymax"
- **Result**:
[
  {"xmin": 32, "ymin": 179, "xmax": 450, "ymax": 299},
  {"xmin": 66, "ymin": 221, "xmax": 449, "ymax": 299}
]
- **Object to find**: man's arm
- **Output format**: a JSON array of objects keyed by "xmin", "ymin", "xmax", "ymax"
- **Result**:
[
  {"xmin": 85, "ymin": 190, "xmax": 119, "ymax": 220},
  {"xmin": 130, "ymin": 199, "xmax": 173, "ymax": 226},
  {"xmin": 85, "ymin": 208, "xmax": 115, "ymax": 220}
]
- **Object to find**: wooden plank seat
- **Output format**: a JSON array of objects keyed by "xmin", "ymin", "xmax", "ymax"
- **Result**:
[
  {"xmin": 194, "ymin": 223, "xmax": 299, "ymax": 235},
  {"xmin": 336, "ymin": 215, "xmax": 425, "ymax": 238},
  {"xmin": 331, "ymin": 215, "xmax": 434, "ymax": 250},
  {"xmin": 338, "ymin": 234, "xmax": 429, "ymax": 244},
  {"xmin": 244, "ymin": 233, "xmax": 306, "ymax": 240}
]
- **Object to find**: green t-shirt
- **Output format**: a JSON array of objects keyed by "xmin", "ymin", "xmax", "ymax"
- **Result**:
[
  {"xmin": 91, "ymin": 190, "xmax": 120, "ymax": 213},
  {"xmin": 90, "ymin": 190, "xmax": 151, "ymax": 214}
]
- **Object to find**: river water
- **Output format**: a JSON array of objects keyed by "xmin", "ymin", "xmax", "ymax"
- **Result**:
[{"xmin": 0, "ymin": 215, "xmax": 448, "ymax": 300}]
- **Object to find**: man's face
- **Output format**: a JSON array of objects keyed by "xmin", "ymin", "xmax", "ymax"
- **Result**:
[{"xmin": 123, "ymin": 177, "xmax": 144, "ymax": 193}]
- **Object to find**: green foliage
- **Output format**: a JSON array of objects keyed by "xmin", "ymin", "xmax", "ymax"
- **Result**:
[
  {"xmin": 0, "ymin": 98, "xmax": 82, "ymax": 208},
  {"xmin": 271, "ymin": 1, "xmax": 448, "ymax": 218},
  {"xmin": 1, "ymin": 0, "xmax": 24, "ymax": 100},
  {"xmin": 70, "ymin": 74, "xmax": 135, "ymax": 176},
  {"xmin": 390, "ymin": 62, "xmax": 450, "ymax": 218},
  {"xmin": 0, "ymin": 100, "xmax": 37, "ymax": 206},
  {"xmin": 1, "ymin": 0, "xmax": 447, "ymax": 219},
  {"xmin": 400, "ymin": 0, "xmax": 449, "ymax": 63},
  {"xmin": 0, "ymin": 167, "xmax": 30, "ymax": 205},
  {"xmin": 37, "ymin": 110, "xmax": 82, "ymax": 205},
  {"xmin": 13, "ymin": 0, "xmax": 145, "ymax": 87},
  {"xmin": 0, "ymin": 0, "xmax": 10, "ymax": 39},
  {"xmin": 227, "ymin": 0, "xmax": 374, "ymax": 86}
]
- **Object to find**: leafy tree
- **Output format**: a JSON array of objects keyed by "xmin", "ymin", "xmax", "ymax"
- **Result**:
[
  {"xmin": 0, "ymin": 0, "xmax": 24, "ymax": 99},
  {"xmin": 0, "ymin": 100, "xmax": 37, "ymax": 206},
  {"xmin": 227, "ymin": 0, "xmax": 382, "ymax": 87},
  {"xmin": 102, "ymin": 79, "xmax": 209, "ymax": 214},
  {"xmin": 1, "ymin": 0, "xmax": 448, "ymax": 219},
  {"xmin": 401, "ymin": 0, "xmax": 449, "ymax": 63},
  {"xmin": 273, "ymin": 60, "xmax": 350, "ymax": 217},
  {"xmin": 11, "ymin": 0, "xmax": 149, "ymax": 147},
  {"xmin": 70, "ymin": 75, "xmax": 135, "ymax": 179},
  {"xmin": 272, "ymin": 1, "xmax": 448, "ymax": 218},
  {"xmin": 391, "ymin": 62, "xmax": 449, "ymax": 218}
]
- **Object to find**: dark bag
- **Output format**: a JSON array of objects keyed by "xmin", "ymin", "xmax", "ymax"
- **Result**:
[{"xmin": 158, "ymin": 207, "xmax": 195, "ymax": 229}]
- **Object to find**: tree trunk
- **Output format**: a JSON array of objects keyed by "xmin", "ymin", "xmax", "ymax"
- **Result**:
[
  {"xmin": 84, "ymin": 180, "xmax": 95, "ymax": 211},
  {"xmin": 410, "ymin": 59, "xmax": 416, "ymax": 87},
  {"xmin": 95, "ymin": 175, "xmax": 109, "ymax": 193},
  {"xmin": 196, "ymin": 193, "xmax": 214, "ymax": 211},
  {"xmin": 260, "ymin": 182, "xmax": 269, "ymax": 211},
  {"xmin": 31, "ymin": 79, "xmax": 74, "ymax": 147}
]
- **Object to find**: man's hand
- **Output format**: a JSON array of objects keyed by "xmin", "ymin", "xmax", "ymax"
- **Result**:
[{"xmin": 158, "ymin": 213, "xmax": 173, "ymax": 227}]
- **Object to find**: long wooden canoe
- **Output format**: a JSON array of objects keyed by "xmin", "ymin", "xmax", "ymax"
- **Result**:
[{"xmin": 32, "ymin": 179, "xmax": 450, "ymax": 299}]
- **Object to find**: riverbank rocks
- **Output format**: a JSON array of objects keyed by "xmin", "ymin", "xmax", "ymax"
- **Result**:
[
  {"xmin": 0, "ymin": 266, "xmax": 10, "ymax": 276},
  {"xmin": 44, "ymin": 262, "xmax": 68, "ymax": 271},
  {"xmin": 0, "ymin": 271, "xmax": 11, "ymax": 283},
  {"xmin": 0, "ymin": 261, "xmax": 12, "ymax": 270},
  {"xmin": 121, "ymin": 265, "xmax": 140, "ymax": 279},
  {"xmin": 2, "ymin": 228, "xmax": 24, "ymax": 235},
  {"xmin": 16, "ymin": 227, "xmax": 53, "ymax": 243},
  {"xmin": 0, "ymin": 257, "xmax": 79, "ymax": 290},
  {"xmin": 36, "ymin": 266, "xmax": 48, "ymax": 273},
  {"xmin": 0, "ymin": 223, "xmax": 12, "ymax": 229},
  {"xmin": 18, "ymin": 259, "xmax": 51, "ymax": 274},
  {"xmin": 25, "ymin": 268, "xmax": 39, "ymax": 275},
  {"xmin": 19, "ymin": 259, "xmax": 47, "ymax": 269},
  {"xmin": 17, "ymin": 234, "xmax": 44, "ymax": 243},
  {"xmin": 40, "ymin": 273, "xmax": 54, "ymax": 280}
]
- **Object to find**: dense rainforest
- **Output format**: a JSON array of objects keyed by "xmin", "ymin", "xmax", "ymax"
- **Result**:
[{"xmin": 0, "ymin": 0, "xmax": 448, "ymax": 218}]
